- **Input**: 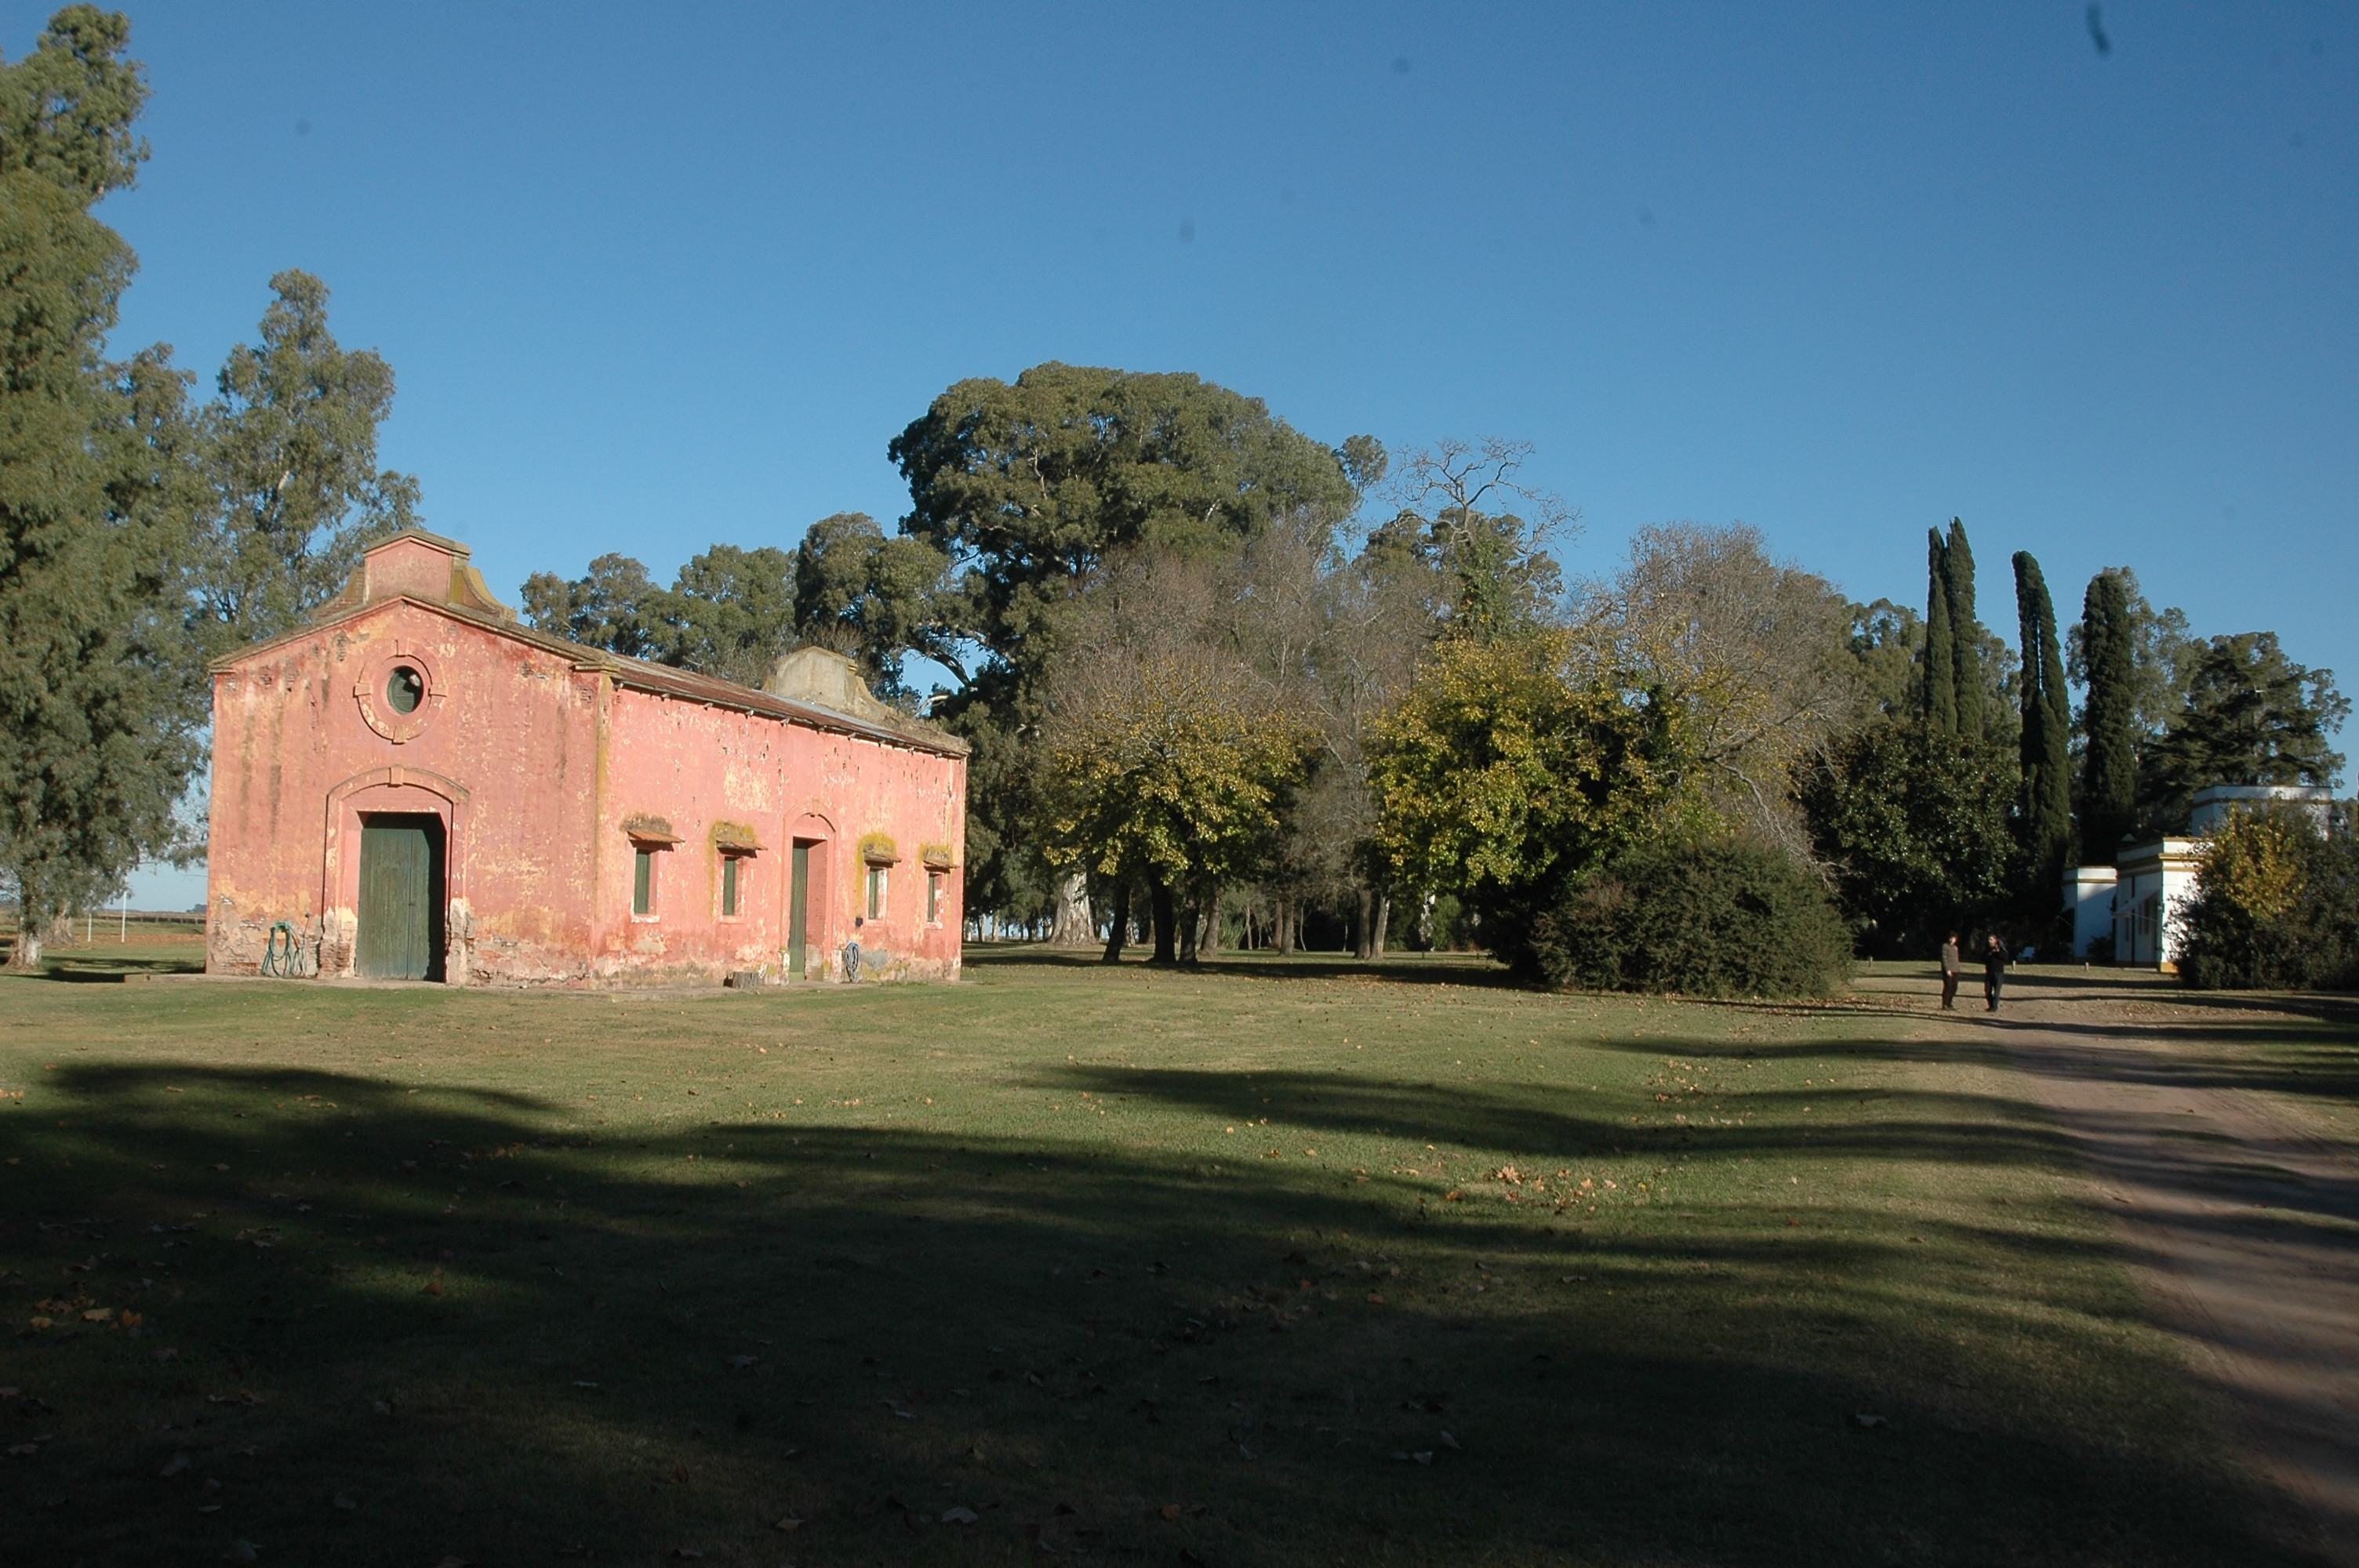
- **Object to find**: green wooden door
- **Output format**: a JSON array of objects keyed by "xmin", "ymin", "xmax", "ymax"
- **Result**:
[
  {"xmin": 357, "ymin": 817, "xmax": 442, "ymax": 979},
  {"xmin": 787, "ymin": 842, "xmax": 810, "ymax": 978}
]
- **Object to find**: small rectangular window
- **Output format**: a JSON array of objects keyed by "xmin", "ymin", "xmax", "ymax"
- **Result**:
[
  {"xmin": 867, "ymin": 864, "xmax": 887, "ymax": 920},
  {"xmin": 927, "ymin": 870, "xmax": 943, "ymax": 924},
  {"xmin": 721, "ymin": 855, "xmax": 740, "ymax": 919},
  {"xmin": 633, "ymin": 848, "xmax": 654, "ymax": 916}
]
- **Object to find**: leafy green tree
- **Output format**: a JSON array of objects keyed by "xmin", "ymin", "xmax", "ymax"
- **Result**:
[
  {"xmin": 792, "ymin": 511, "xmax": 954, "ymax": 699},
  {"xmin": 1368, "ymin": 630, "xmax": 1685, "ymax": 975},
  {"xmin": 2177, "ymin": 808, "xmax": 2359, "ymax": 991},
  {"xmin": 186, "ymin": 270, "xmax": 420, "ymax": 655},
  {"xmin": 889, "ymin": 362, "xmax": 1367, "ymax": 671},
  {"xmin": 2143, "ymin": 633, "xmax": 2348, "ymax": 826},
  {"xmin": 660, "ymin": 543, "xmax": 798, "ymax": 688},
  {"xmin": 891, "ymin": 362, "xmax": 1373, "ymax": 935},
  {"xmin": 2077, "ymin": 570, "xmax": 2139, "ymax": 859},
  {"xmin": 1797, "ymin": 719, "xmax": 2021, "ymax": 958},
  {"xmin": 2012, "ymin": 552, "xmax": 2072, "ymax": 906},
  {"xmin": 1040, "ymin": 638, "xmax": 1313, "ymax": 966},
  {"xmin": 520, "ymin": 553, "xmax": 662, "ymax": 659},
  {"xmin": 1847, "ymin": 597, "xmax": 1923, "ymax": 720},
  {"xmin": 0, "ymin": 7, "xmax": 205, "ymax": 966}
]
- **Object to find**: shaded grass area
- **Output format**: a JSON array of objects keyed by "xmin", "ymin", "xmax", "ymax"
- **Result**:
[{"xmin": 0, "ymin": 951, "xmax": 2316, "ymax": 1566}]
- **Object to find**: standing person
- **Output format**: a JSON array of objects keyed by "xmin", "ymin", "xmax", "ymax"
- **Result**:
[
  {"xmin": 1939, "ymin": 932, "xmax": 1963, "ymax": 1011},
  {"xmin": 1982, "ymin": 933, "xmax": 2009, "ymax": 1012}
]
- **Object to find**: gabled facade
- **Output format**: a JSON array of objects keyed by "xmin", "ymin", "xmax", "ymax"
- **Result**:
[{"xmin": 205, "ymin": 531, "xmax": 966, "ymax": 986}]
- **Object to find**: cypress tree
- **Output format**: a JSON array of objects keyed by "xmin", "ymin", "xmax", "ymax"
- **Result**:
[
  {"xmin": 1944, "ymin": 519, "xmax": 1982, "ymax": 739},
  {"xmin": 2012, "ymin": 552, "xmax": 2073, "ymax": 905},
  {"xmin": 0, "ymin": 10, "xmax": 203, "ymax": 967},
  {"xmin": 1922, "ymin": 528, "xmax": 1956, "ymax": 735},
  {"xmin": 2078, "ymin": 571, "xmax": 2137, "ymax": 859}
]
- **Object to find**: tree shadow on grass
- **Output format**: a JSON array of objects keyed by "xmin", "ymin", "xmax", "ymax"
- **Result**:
[{"xmin": 0, "ymin": 1063, "xmax": 2328, "ymax": 1568}]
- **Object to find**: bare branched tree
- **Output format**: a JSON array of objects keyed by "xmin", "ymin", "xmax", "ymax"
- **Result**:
[{"xmin": 1578, "ymin": 522, "xmax": 1863, "ymax": 858}]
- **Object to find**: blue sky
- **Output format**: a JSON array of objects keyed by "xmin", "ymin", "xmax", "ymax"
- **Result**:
[{"xmin": 21, "ymin": 2, "xmax": 2350, "ymax": 905}]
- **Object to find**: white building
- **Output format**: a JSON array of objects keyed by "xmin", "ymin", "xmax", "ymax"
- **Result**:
[
  {"xmin": 2110, "ymin": 838, "xmax": 2201, "ymax": 969},
  {"xmin": 2063, "ymin": 866, "xmax": 2116, "ymax": 958},
  {"xmin": 2187, "ymin": 783, "xmax": 2333, "ymax": 836}
]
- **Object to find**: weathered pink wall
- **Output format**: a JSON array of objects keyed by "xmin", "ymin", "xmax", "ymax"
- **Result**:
[{"xmin": 206, "ymin": 536, "xmax": 965, "ymax": 986}]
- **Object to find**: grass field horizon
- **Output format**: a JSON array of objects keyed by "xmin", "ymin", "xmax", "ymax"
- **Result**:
[{"xmin": 2, "ymin": 939, "xmax": 2341, "ymax": 1565}]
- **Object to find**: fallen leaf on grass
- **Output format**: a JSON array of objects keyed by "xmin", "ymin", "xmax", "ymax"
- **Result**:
[
  {"xmin": 420, "ymin": 1271, "xmax": 443, "ymax": 1297},
  {"xmin": 773, "ymin": 1516, "xmax": 804, "ymax": 1533},
  {"xmin": 81, "ymin": 1308, "xmax": 112, "ymax": 1323},
  {"xmin": 1159, "ymin": 1504, "xmax": 1183, "ymax": 1521},
  {"xmin": 1854, "ymin": 1413, "xmax": 1887, "ymax": 1428},
  {"xmin": 1442, "ymin": 1191, "xmax": 1464, "ymax": 1202},
  {"xmin": 1439, "ymin": 1431, "xmax": 1461, "ymax": 1450},
  {"xmin": 671, "ymin": 1462, "xmax": 689, "ymax": 1483},
  {"xmin": 158, "ymin": 1452, "xmax": 191, "ymax": 1477},
  {"xmin": 1365, "ymin": 1292, "xmax": 1385, "ymax": 1305},
  {"xmin": 941, "ymin": 1507, "xmax": 980, "ymax": 1524},
  {"xmin": 8, "ymin": 1442, "xmax": 40, "ymax": 1457}
]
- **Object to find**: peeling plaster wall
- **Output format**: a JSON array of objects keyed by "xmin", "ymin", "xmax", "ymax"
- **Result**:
[
  {"xmin": 205, "ymin": 597, "xmax": 965, "ymax": 987},
  {"xmin": 591, "ymin": 681, "xmax": 965, "ymax": 985}
]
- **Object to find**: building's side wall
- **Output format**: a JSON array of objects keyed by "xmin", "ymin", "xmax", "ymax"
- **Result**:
[
  {"xmin": 205, "ymin": 602, "xmax": 604, "ymax": 983},
  {"xmin": 592, "ymin": 688, "xmax": 965, "ymax": 983}
]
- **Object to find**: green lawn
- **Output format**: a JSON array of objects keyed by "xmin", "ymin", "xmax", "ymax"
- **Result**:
[{"xmin": 0, "ymin": 944, "xmax": 2310, "ymax": 1566}]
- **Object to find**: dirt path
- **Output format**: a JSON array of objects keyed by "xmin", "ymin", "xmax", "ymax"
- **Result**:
[{"xmin": 1983, "ymin": 980, "xmax": 2359, "ymax": 1564}]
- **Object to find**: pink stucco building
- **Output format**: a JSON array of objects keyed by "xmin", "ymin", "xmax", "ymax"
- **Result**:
[{"xmin": 205, "ymin": 531, "xmax": 967, "ymax": 986}]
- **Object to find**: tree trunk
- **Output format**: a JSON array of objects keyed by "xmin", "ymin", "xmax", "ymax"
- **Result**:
[
  {"xmin": 1047, "ymin": 869, "xmax": 1093, "ymax": 947},
  {"xmin": 1196, "ymin": 882, "xmax": 1219, "ymax": 962},
  {"xmin": 1275, "ymin": 898, "xmax": 1295, "ymax": 955},
  {"xmin": 1150, "ymin": 880, "xmax": 1177, "ymax": 965},
  {"xmin": 8, "ymin": 922, "xmax": 40, "ymax": 970},
  {"xmin": 1100, "ymin": 877, "xmax": 1131, "ymax": 964},
  {"xmin": 1354, "ymin": 886, "xmax": 1375, "ymax": 960},
  {"xmin": 1370, "ymin": 893, "xmax": 1391, "ymax": 961}
]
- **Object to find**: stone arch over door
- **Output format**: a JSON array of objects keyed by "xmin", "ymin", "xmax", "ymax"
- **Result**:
[{"xmin": 322, "ymin": 765, "xmax": 473, "ymax": 982}]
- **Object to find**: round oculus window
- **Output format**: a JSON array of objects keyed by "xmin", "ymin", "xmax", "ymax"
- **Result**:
[{"xmin": 386, "ymin": 665, "xmax": 425, "ymax": 715}]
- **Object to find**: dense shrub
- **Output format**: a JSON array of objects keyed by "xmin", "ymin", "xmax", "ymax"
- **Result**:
[
  {"xmin": 2177, "ymin": 810, "xmax": 2359, "ymax": 991},
  {"xmin": 1527, "ymin": 840, "xmax": 1852, "ymax": 998}
]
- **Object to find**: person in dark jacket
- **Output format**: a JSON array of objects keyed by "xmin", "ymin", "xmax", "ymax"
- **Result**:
[
  {"xmin": 1982, "ymin": 934, "xmax": 2009, "ymax": 1011},
  {"xmin": 1939, "ymin": 933, "xmax": 1963, "ymax": 1011}
]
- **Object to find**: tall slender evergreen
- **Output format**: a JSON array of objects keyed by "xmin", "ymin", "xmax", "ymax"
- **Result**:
[
  {"xmin": 1922, "ymin": 528, "xmax": 1957, "ymax": 734},
  {"xmin": 2078, "ymin": 571, "xmax": 2138, "ymax": 858},
  {"xmin": 2012, "ymin": 552, "xmax": 2073, "ymax": 902},
  {"xmin": 1943, "ymin": 520, "xmax": 1982, "ymax": 739}
]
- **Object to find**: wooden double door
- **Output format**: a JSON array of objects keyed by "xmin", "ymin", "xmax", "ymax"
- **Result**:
[{"xmin": 356, "ymin": 814, "xmax": 446, "ymax": 980}]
